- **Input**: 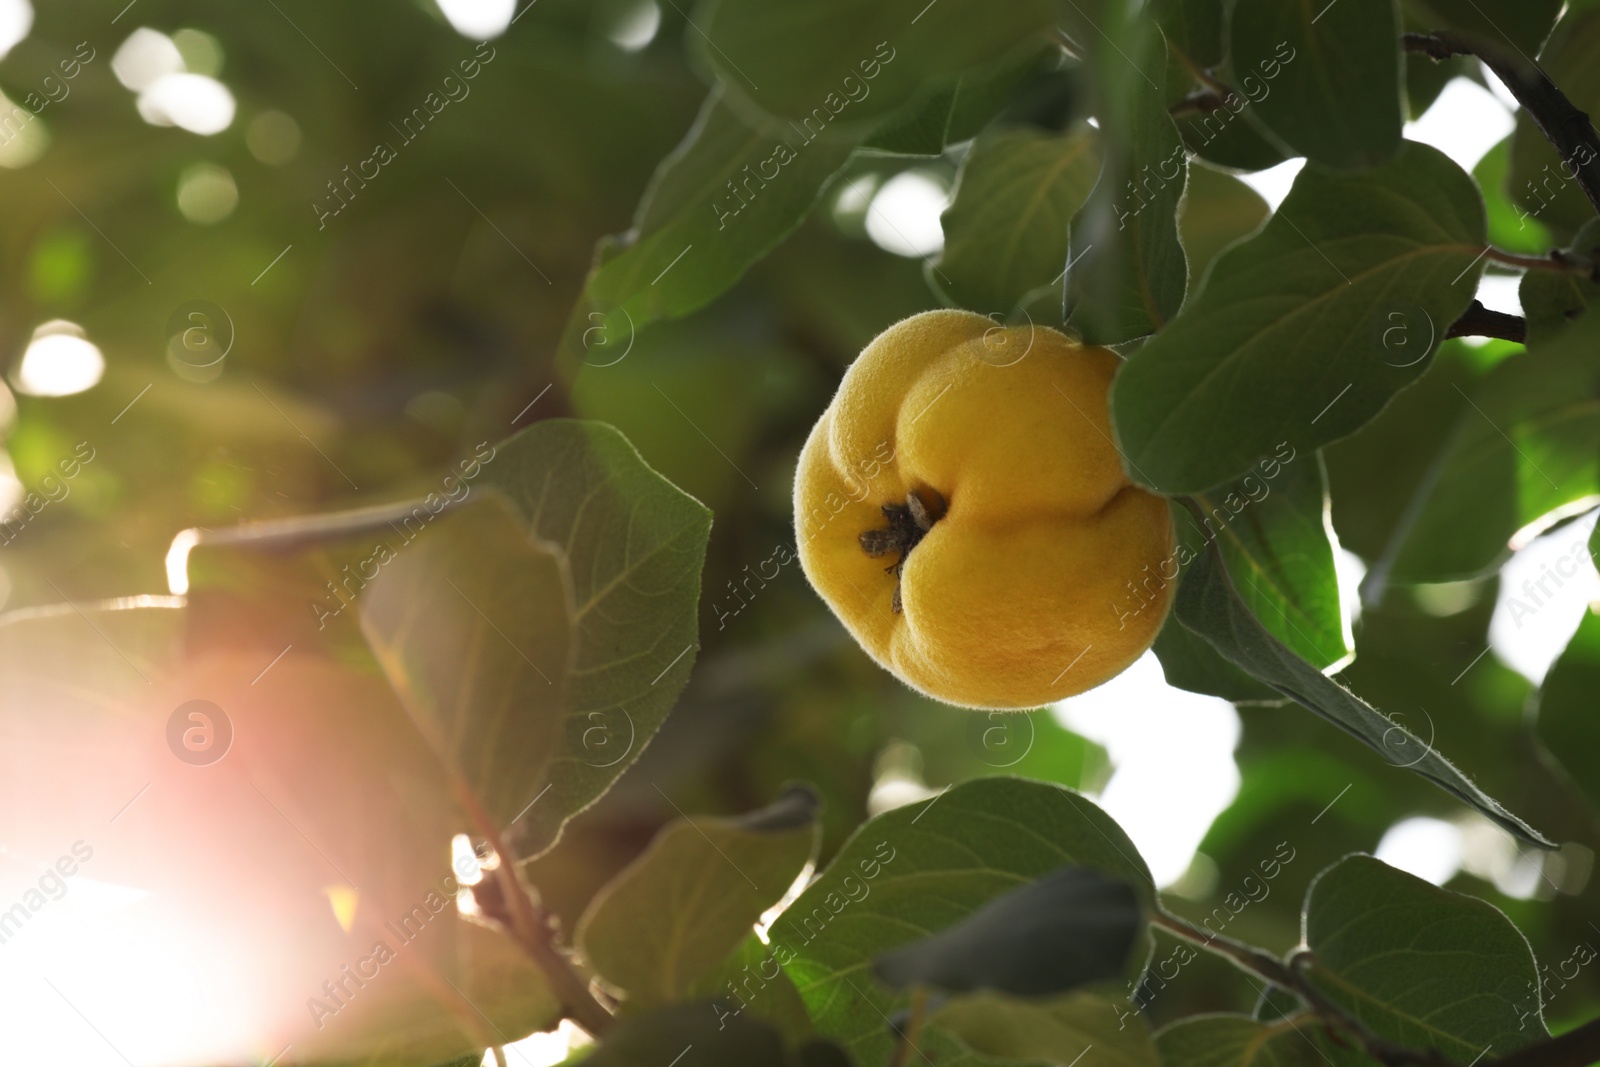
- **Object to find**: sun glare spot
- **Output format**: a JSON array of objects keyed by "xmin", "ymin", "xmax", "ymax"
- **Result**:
[{"xmin": 14, "ymin": 321, "xmax": 104, "ymax": 397}]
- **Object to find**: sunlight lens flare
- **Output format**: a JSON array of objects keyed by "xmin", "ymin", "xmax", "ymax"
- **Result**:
[
  {"xmin": 13, "ymin": 321, "xmax": 103, "ymax": 397},
  {"xmin": 436, "ymin": 0, "xmax": 516, "ymax": 40},
  {"xmin": 0, "ymin": 0, "xmax": 31, "ymax": 61},
  {"xmin": 137, "ymin": 73, "xmax": 235, "ymax": 135}
]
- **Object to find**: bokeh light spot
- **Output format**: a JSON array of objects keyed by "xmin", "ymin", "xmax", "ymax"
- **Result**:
[
  {"xmin": 176, "ymin": 162, "xmax": 238, "ymax": 224},
  {"xmin": 14, "ymin": 321, "xmax": 104, "ymax": 397}
]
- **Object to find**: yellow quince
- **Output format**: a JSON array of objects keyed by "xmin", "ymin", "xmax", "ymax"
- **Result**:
[{"xmin": 793, "ymin": 309, "xmax": 1175, "ymax": 709}]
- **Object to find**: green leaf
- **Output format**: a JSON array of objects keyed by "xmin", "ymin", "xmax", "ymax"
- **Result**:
[
  {"xmin": 1474, "ymin": 135, "xmax": 1553, "ymax": 256},
  {"xmin": 699, "ymin": 0, "xmax": 1057, "ymax": 127},
  {"xmin": 1519, "ymin": 219, "xmax": 1600, "ymax": 345},
  {"xmin": 1067, "ymin": 19, "xmax": 1190, "ymax": 343},
  {"xmin": 1173, "ymin": 540, "xmax": 1553, "ymax": 845},
  {"xmin": 576, "ymin": 786, "xmax": 821, "ymax": 1005},
  {"xmin": 932, "ymin": 992, "xmax": 1160, "ymax": 1067},
  {"xmin": 1533, "ymin": 607, "xmax": 1600, "ymax": 812},
  {"xmin": 1178, "ymin": 164, "xmax": 1270, "ymax": 288},
  {"xmin": 1154, "ymin": 0, "xmax": 1225, "ymax": 69},
  {"xmin": 1155, "ymin": 1014, "xmax": 1325, "ymax": 1067},
  {"xmin": 1231, "ymin": 0, "xmax": 1402, "ymax": 169},
  {"xmin": 1405, "ymin": 51, "xmax": 1468, "ymax": 119},
  {"xmin": 773, "ymin": 777, "xmax": 1154, "ymax": 1065},
  {"xmin": 873, "ymin": 866, "xmax": 1142, "ymax": 997},
  {"xmin": 1378, "ymin": 308, "xmax": 1600, "ymax": 583},
  {"xmin": 1112, "ymin": 141, "xmax": 1487, "ymax": 494},
  {"xmin": 692, "ymin": 935, "xmax": 815, "ymax": 1041},
  {"xmin": 1152, "ymin": 613, "xmax": 1282, "ymax": 703},
  {"xmin": 362, "ymin": 420, "xmax": 712, "ymax": 856},
  {"xmin": 1194, "ymin": 452, "xmax": 1352, "ymax": 671},
  {"xmin": 579, "ymin": 1004, "xmax": 800, "ymax": 1066},
  {"xmin": 1508, "ymin": 6, "xmax": 1600, "ymax": 239},
  {"xmin": 1179, "ymin": 101, "xmax": 1291, "ymax": 172},
  {"xmin": 1404, "ymin": 0, "xmax": 1562, "ymax": 55},
  {"xmin": 866, "ymin": 49, "xmax": 1050, "ymax": 156},
  {"xmin": 1301, "ymin": 854, "xmax": 1549, "ymax": 1057},
  {"xmin": 561, "ymin": 92, "xmax": 859, "ymax": 363},
  {"xmin": 360, "ymin": 496, "xmax": 573, "ymax": 834},
  {"xmin": 932, "ymin": 126, "xmax": 1101, "ymax": 313}
]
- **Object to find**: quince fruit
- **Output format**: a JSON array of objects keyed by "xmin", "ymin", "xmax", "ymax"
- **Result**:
[{"xmin": 793, "ymin": 309, "xmax": 1174, "ymax": 709}]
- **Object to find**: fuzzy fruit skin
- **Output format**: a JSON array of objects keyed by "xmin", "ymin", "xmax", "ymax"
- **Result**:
[{"xmin": 793, "ymin": 309, "xmax": 1175, "ymax": 709}]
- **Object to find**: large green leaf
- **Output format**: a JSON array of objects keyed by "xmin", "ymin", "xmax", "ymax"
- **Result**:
[
  {"xmin": 1067, "ymin": 18, "xmax": 1190, "ymax": 343},
  {"xmin": 1174, "ymin": 540, "xmax": 1553, "ymax": 845},
  {"xmin": 1196, "ymin": 452, "xmax": 1352, "ymax": 671},
  {"xmin": 1379, "ymin": 308, "xmax": 1600, "ymax": 583},
  {"xmin": 866, "ymin": 48, "xmax": 1050, "ymax": 156},
  {"xmin": 1155, "ymin": 1014, "xmax": 1325, "ymax": 1067},
  {"xmin": 1178, "ymin": 164, "xmax": 1270, "ymax": 288},
  {"xmin": 873, "ymin": 866, "xmax": 1142, "ymax": 997},
  {"xmin": 360, "ymin": 497, "xmax": 573, "ymax": 834},
  {"xmin": 1231, "ymin": 0, "xmax": 1402, "ymax": 169},
  {"xmin": 932, "ymin": 992, "xmax": 1160, "ymax": 1067},
  {"xmin": 1405, "ymin": 0, "xmax": 1562, "ymax": 55},
  {"xmin": 578, "ymin": 1004, "xmax": 800, "ymax": 1066},
  {"xmin": 1152, "ymin": 613, "xmax": 1282, "ymax": 703},
  {"xmin": 1301, "ymin": 855, "xmax": 1548, "ymax": 1058},
  {"xmin": 1154, "ymin": 0, "xmax": 1225, "ymax": 69},
  {"xmin": 1112, "ymin": 141, "xmax": 1486, "ymax": 494},
  {"xmin": 1475, "ymin": 135, "xmax": 1554, "ymax": 256},
  {"xmin": 576, "ymin": 787, "xmax": 820, "ymax": 1006},
  {"xmin": 773, "ymin": 777, "xmax": 1154, "ymax": 1065},
  {"xmin": 1533, "ymin": 607, "xmax": 1600, "ymax": 812},
  {"xmin": 933, "ymin": 126, "xmax": 1101, "ymax": 313},
  {"xmin": 362, "ymin": 420, "xmax": 712, "ymax": 856},
  {"xmin": 697, "ymin": 0, "xmax": 1057, "ymax": 128},
  {"xmin": 560, "ymin": 92, "xmax": 859, "ymax": 366}
]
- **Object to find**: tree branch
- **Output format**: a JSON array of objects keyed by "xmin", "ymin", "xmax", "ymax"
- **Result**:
[
  {"xmin": 1487, "ymin": 1018, "xmax": 1600, "ymax": 1067},
  {"xmin": 1403, "ymin": 30, "xmax": 1600, "ymax": 217},
  {"xmin": 1154, "ymin": 907, "xmax": 1600, "ymax": 1067},
  {"xmin": 1152, "ymin": 909, "xmax": 1451, "ymax": 1067},
  {"xmin": 464, "ymin": 793, "xmax": 618, "ymax": 1038},
  {"xmin": 1445, "ymin": 300, "xmax": 1527, "ymax": 343}
]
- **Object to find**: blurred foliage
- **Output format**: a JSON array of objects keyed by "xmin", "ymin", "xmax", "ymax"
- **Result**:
[{"xmin": 5, "ymin": 0, "xmax": 1600, "ymax": 1064}]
